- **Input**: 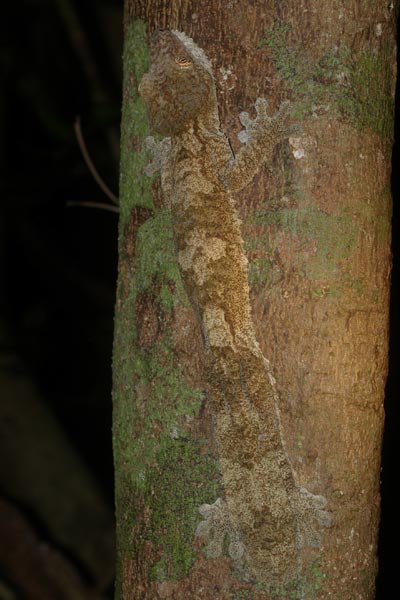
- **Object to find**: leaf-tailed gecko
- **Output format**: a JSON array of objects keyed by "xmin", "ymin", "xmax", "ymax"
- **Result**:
[{"xmin": 139, "ymin": 29, "xmax": 330, "ymax": 587}]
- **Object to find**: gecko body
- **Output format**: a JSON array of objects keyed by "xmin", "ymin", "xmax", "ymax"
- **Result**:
[{"xmin": 139, "ymin": 29, "xmax": 330, "ymax": 586}]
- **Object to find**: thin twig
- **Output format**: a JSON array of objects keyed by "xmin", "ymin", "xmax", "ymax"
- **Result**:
[
  {"xmin": 54, "ymin": 0, "xmax": 120, "ymax": 162},
  {"xmin": 67, "ymin": 200, "xmax": 119, "ymax": 214},
  {"xmin": 74, "ymin": 117, "xmax": 119, "ymax": 205}
]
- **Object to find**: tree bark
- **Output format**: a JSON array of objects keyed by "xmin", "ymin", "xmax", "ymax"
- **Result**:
[{"xmin": 113, "ymin": 2, "xmax": 396, "ymax": 598}]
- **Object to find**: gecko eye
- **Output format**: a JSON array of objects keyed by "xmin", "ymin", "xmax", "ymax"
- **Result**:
[{"xmin": 174, "ymin": 55, "xmax": 193, "ymax": 68}]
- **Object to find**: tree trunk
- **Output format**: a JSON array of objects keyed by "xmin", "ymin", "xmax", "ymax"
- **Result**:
[{"xmin": 112, "ymin": 2, "xmax": 396, "ymax": 599}]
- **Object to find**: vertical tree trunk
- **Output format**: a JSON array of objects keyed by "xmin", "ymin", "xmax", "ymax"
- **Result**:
[{"xmin": 112, "ymin": 2, "xmax": 396, "ymax": 598}]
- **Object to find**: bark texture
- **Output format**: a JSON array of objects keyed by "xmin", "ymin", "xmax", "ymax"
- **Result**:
[{"xmin": 113, "ymin": 1, "xmax": 396, "ymax": 598}]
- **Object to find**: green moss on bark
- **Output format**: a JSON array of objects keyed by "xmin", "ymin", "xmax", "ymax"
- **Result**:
[
  {"xmin": 261, "ymin": 560, "xmax": 328, "ymax": 599},
  {"xmin": 258, "ymin": 23, "xmax": 394, "ymax": 138},
  {"xmin": 230, "ymin": 560, "xmax": 328, "ymax": 599},
  {"xmin": 118, "ymin": 19, "xmax": 153, "ymax": 229},
  {"xmin": 245, "ymin": 205, "xmax": 357, "ymax": 284},
  {"xmin": 147, "ymin": 439, "xmax": 219, "ymax": 581},
  {"xmin": 135, "ymin": 209, "xmax": 188, "ymax": 307},
  {"xmin": 113, "ymin": 19, "xmax": 220, "ymax": 591}
]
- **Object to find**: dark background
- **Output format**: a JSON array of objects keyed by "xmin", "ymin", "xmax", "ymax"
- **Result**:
[{"xmin": 0, "ymin": 1, "xmax": 398, "ymax": 598}]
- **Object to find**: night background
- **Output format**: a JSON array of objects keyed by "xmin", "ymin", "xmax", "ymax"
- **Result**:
[{"xmin": 0, "ymin": 1, "xmax": 398, "ymax": 598}]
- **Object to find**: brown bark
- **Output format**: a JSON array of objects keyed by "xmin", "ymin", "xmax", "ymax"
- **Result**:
[{"xmin": 113, "ymin": 1, "xmax": 396, "ymax": 598}]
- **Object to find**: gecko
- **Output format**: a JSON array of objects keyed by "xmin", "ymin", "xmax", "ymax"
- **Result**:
[{"xmin": 139, "ymin": 29, "xmax": 331, "ymax": 587}]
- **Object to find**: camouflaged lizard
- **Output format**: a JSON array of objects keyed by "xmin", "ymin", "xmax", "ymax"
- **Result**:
[{"xmin": 139, "ymin": 29, "xmax": 330, "ymax": 587}]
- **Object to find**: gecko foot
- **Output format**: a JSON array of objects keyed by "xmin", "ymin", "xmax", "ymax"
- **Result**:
[
  {"xmin": 195, "ymin": 498, "xmax": 246, "ymax": 561},
  {"xmin": 237, "ymin": 98, "xmax": 301, "ymax": 145},
  {"xmin": 292, "ymin": 486, "xmax": 332, "ymax": 549}
]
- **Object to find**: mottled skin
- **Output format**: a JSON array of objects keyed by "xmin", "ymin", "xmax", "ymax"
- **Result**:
[{"xmin": 139, "ymin": 30, "xmax": 330, "ymax": 587}]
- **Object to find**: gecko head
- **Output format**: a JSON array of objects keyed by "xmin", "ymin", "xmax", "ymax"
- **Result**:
[{"xmin": 139, "ymin": 30, "xmax": 217, "ymax": 136}]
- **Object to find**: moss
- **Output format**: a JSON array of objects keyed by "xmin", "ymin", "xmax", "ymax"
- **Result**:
[
  {"xmin": 257, "ymin": 24, "xmax": 351, "ymax": 120},
  {"xmin": 135, "ymin": 209, "xmax": 187, "ymax": 305},
  {"xmin": 245, "ymin": 205, "xmax": 357, "ymax": 284},
  {"xmin": 114, "ymin": 19, "xmax": 221, "ymax": 586},
  {"xmin": 114, "ymin": 259, "xmax": 211, "ymax": 578},
  {"xmin": 125, "ymin": 335, "xmax": 205, "ymax": 491},
  {"xmin": 250, "ymin": 25, "xmax": 393, "ymax": 301},
  {"xmin": 118, "ymin": 19, "xmax": 154, "ymax": 230},
  {"xmin": 295, "ymin": 208, "xmax": 356, "ymax": 280},
  {"xmin": 257, "ymin": 23, "xmax": 394, "ymax": 138},
  {"xmin": 230, "ymin": 560, "xmax": 328, "ymax": 599},
  {"xmin": 159, "ymin": 283, "xmax": 176, "ymax": 310},
  {"xmin": 257, "ymin": 23, "xmax": 301, "ymax": 83},
  {"xmin": 266, "ymin": 561, "xmax": 328, "ymax": 599},
  {"xmin": 146, "ymin": 438, "xmax": 220, "ymax": 580},
  {"xmin": 247, "ymin": 255, "xmax": 275, "ymax": 287},
  {"xmin": 343, "ymin": 46, "xmax": 394, "ymax": 139},
  {"xmin": 243, "ymin": 226, "xmax": 274, "ymax": 287}
]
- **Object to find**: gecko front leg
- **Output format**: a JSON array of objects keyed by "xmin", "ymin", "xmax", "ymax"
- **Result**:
[{"xmin": 222, "ymin": 98, "xmax": 300, "ymax": 193}]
